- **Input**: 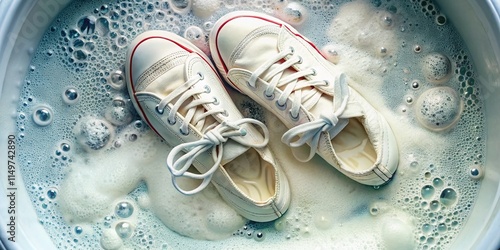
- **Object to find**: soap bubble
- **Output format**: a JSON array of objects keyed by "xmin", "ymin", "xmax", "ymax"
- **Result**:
[
  {"xmin": 422, "ymin": 52, "xmax": 452, "ymax": 83},
  {"xmin": 429, "ymin": 200, "xmax": 440, "ymax": 211},
  {"xmin": 105, "ymin": 97, "xmax": 132, "ymax": 126},
  {"xmin": 96, "ymin": 17, "xmax": 110, "ymax": 35},
  {"xmin": 75, "ymin": 117, "xmax": 114, "ymax": 151},
  {"xmin": 275, "ymin": 2, "xmax": 308, "ymax": 26},
  {"xmin": 32, "ymin": 106, "xmax": 53, "ymax": 126},
  {"xmin": 100, "ymin": 4, "xmax": 109, "ymax": 14},
  {"xmin": 421, "ymin": 185, "xmax": 435, "ymax": 200},
  {"xmin": 432, "ymin": 177, "xmax": 444, "ymax": 187},
  {"xmin": 108, "ymin": 69, "xmax": 125, "ymax": 89},
  {"xmin": 68, "ymin": 29, "xmax": 80, "ymax": 39},
  {"xmin": 254, "ymin": 231, "xmax": 265, "ymax": 242},
  {"xmin": 74, "ymin": 226, "xmax": 83, "ymax": 234},
  {"xmin": 60, "ymin": 142, "xmax": 71, "ymax": 152},
  {"xmin": 321, "ymin": 45, "xmax": 340, "ymax": 64},
  {"xmin": 469, "ymin": 165, "xmax": 484, "ymax": 180},
  {"xmin": 435, "ymin": 14, "xmax": 447, "ymax": 26},
  {"xmin": 440, "ymin": 188, "xmax": 458, "ymax": 207},
  {"xmin": 47, "ymin": 188, "xmax": 58, "ymax": 199},
  {"xmin": 415, "ymin": 87, "xmax": 463, "ymax": 131},
  {"xmin": 117, "ymin": 36, "xmax": 128, "ymax": 47},
  {"xmin": 115, "ymin": 201, "xmax": 134, "ymax": 218},
  {"xmin": 73, "ymin": 39, "xmax": 84, "ymax": 48},
  {"xmin": 62, "ymin": 87, "xmax": 80, "ymax": 104},
  {"xmin": 411, "ymin": 80, "xmax": 420, "ymax": 90},
  {"xmin": 378, "ymin": 12, "xmax": 394, "ymax": 29},
  {"xmin": 422, "ymin": 223, "xmax": 433, "ymax": 234},
  {"xmin": 413, "ymin": 45, "xmax": 422, "ymax": 53},
  {"xmin": 184, "ymin": 26, "xmax": 204, "ymax": 43},
  {"xmin": 78, "ymin": 16, "xmax": 96, "ymax": 34},
  {"xmin": 314, "ymin": 213, "xmax": 333, "ymax": 229},
  {"xmin": 203, "ymin": 22, "xmax": 213, "ymax": 31},
  {"xmin": 184, "ymin": 26, "xmax": 208, "ymax": 53},
  {"xmin": 115, "ymin": 221, "xmax": 134, "ymax": 238},
  {"xmin": 73, "ymin": 50, "xmax": 87, "ymax": 60},
  {"xmin": 169, "ymin": 0, "xmax": 191, "ymax": 14}
]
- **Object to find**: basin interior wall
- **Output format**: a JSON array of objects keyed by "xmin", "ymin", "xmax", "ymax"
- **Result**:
[{"xmin": 0, "ymin": 0, "xmax": 499, "ymax": 249}]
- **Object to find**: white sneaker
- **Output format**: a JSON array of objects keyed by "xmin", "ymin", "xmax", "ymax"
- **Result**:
[
  {"xmin": 126, "ymin": 30, "xmax": 290, "ymax": 222},
  {"xmin": 209, "ymin": 11, "xmax": 399, "ymax": 186}
]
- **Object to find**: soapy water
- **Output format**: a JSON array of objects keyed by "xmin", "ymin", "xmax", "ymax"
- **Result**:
[{"xmin": 14, "ymin": 0, "xmax": 486, "ymax": 249}]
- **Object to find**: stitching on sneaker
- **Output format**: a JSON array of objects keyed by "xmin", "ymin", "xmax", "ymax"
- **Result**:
[
  {"xmin": 135, "ymin": 50, "xmax": 189, "ymax": 91},
  {"xmin": 230, "ymin": 25, "xmax": 281, "ymax": 66}
]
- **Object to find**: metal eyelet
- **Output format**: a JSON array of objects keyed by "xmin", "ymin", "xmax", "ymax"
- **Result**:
[
  {"xmin": 264, "ymin": 91, "xmax": 275, "ymax": 100},
  {"xmin": 180, "ymin": 128, "xmax": 189, "ymax": 136},
  {"xmin": 168, "ymin": 117, "xmax": 176, "ymax": 125},
  {"xmin": 289, "ymin": 111, "xmax": 299, "ymax": 121},
  {"xmin": 197, "ymin": 72, "xmax": 204, "ymax": 80},
  {"xmin": 310, "ymin": 68, "xmax": 317, "ymax": 76},
  {"xmin": 155, "ymin": 105, "xmax": 164, "ymax": 114},
  {"xmin": 204, "ymin": 85, "xmax": 211, "ymax": 93},
  {"xmin": 222, "ymin": 110, "xmax": 229, "ymax": 117},
  {"xmin": 289, "ymin": 46, "xmax": 295, "ymax": 53},
  {"xmin": 213, "ymin": 97, "xmax": 219, "ymax": 105},
  {"xmin": 246, "ymin": 80, "xmax": 256, "ymax": 89},
  {"xmin": 275, "ymin": 100, "xmax": 287, "ymax": 110},
  {"xmin": 324, "ymin": 80, "xmax": 330, "ymax": 86},
  {"xmin": 297, "ymin": 56, "xmax": 303, "ymax": 64}
]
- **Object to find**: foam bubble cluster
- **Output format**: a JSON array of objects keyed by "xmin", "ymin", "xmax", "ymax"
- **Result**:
[
  {"xmin": 75, "ymin": 117, "xmax": 114, "ymax": 151},
  {"xmin": 422, "ymin": 52, "xmax": 452, "ymax": 83},
  {"xmin": 415, "ymin": 87, "xmax": 463, "ymax": 131}
]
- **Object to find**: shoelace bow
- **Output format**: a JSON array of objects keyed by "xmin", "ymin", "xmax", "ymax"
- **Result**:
[
  {"xmin": 247, "ymin": 46, "xmax": 351, "ymax": 162},
  {"xmin": 158, "ymin": 73, "xmax": 270, "ymax": 195}
]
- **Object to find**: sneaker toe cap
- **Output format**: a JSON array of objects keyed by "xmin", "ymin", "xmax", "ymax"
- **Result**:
[
  {"xmin": 127, "ymin": 32, "xmax": 186, "ymax": 85},
  {"xmin": 211, "ymin": 14, "xmax": 276, "ymax": 70}
]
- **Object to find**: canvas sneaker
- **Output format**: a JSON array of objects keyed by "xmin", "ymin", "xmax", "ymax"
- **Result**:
[
  {"xmin": 209, "ymin": 11, "xmax": 399, "ymax": 186},
  {"xmin": 126, "ymin": 30, "xmax": 290, "ymax": 222}
]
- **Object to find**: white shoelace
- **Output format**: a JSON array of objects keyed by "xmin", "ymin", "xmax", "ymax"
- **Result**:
[
  {"xmin": 158, "ymin": 73, "xmax": 270, "ymax": 195},
  {"xmin": 247, "ymin": 46, "xmax": 352, "ymax": 162}
]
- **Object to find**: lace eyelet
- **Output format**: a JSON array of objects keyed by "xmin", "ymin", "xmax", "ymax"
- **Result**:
[
  {"xmin": 168, "ymin": 117, "xmax": 176, "ymax": 125},
  {"xmin": 289, "ymin": 111, "xmax": 299, "ymax": 121},
  {"xmin": 311, "ymin": 68, "xmax": 317, "ymax": 76},
  {"xmin": 297, "ymin": 56, "xmax": 303, "ymax": 64},
  {"xmin": 155, "ymin": 105, "xmax": 164, "ymax": 114},
  {"xmin": 213, "ymin": 97, "xmax": 219, "ymax": 105},
  {"xmin": 246, "ymin": 80, "xmax": 256, "ymax": 89},
  {"xmin": 204, "ymin": 85, "xmax": 211, "ymax": 93},
  {"xmin": 275, "ymin": 100, "xmax": 287, "ymax": 110},
  {"xmin": 289, "ymin": 46, "xmax": 295, "ymax": 53},
  {"xmin": 222, "ymin": 110, "xmax": 229, "ymax": 117},
  {"xmin": 197, "ymin": 72, "xmax": 204, "ymax": 80},
  {"xmin": 180, "ymin": 128, "xmax": 189, "ymax": 136},
  {"xmin": 324, "ymin": 80, "xmax": 330, "ymax": 86},
  {"xmin": 264, "ymin": 91, "xmax": 275, "ymax": 100}
]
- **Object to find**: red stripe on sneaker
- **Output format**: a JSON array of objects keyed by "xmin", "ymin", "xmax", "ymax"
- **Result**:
[{"xmin": 129, "ymin": 36, "xmax": 164, "ymax": 139}]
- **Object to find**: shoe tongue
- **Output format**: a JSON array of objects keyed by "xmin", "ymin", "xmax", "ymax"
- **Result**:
[
  {"xmin": 184, "ymin": 54, "xmax": 252, "ymax": 165},
  {"xmin": 221, "ymin": 139, "xmax": 250, "ymax": 165},
  {"xmin": 233, "ymin": 29, "xmax": 281, "ymax": 72}
]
